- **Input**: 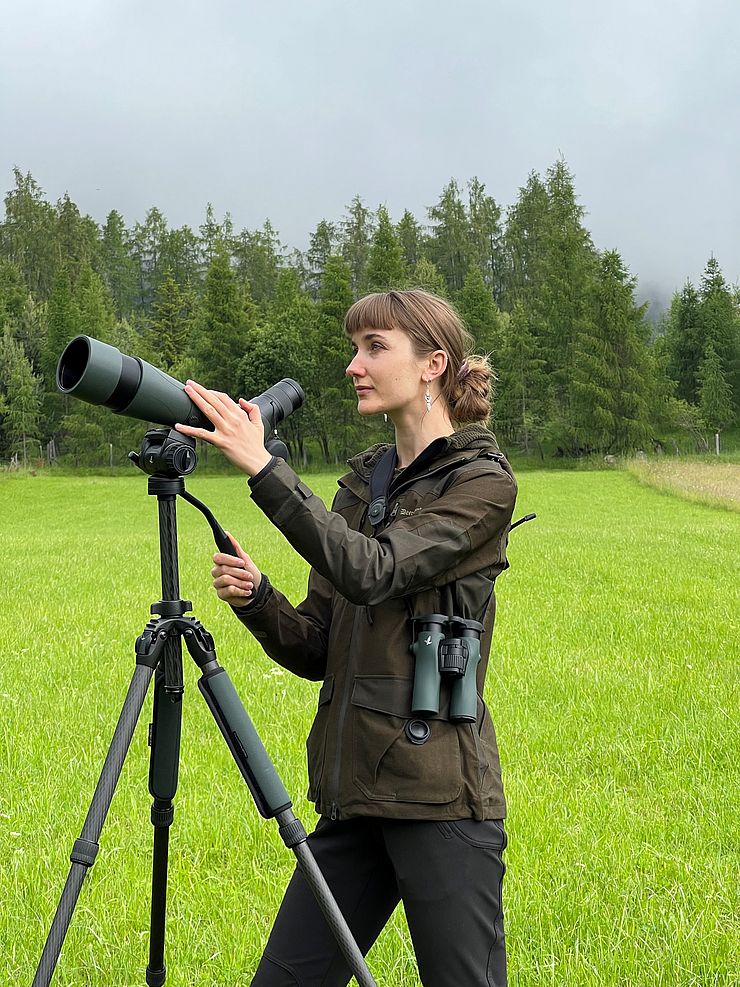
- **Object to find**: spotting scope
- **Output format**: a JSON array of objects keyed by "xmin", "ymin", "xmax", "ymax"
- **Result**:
[{"xmin": 56, "ymin": 335, "xmax": 305, "ymax": 440}]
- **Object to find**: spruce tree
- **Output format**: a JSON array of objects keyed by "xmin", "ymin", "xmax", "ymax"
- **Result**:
[
  {"xmin": 101, "ymin": 210, "xmax": 138, "ymax": 319},
  {"xmin": 364, "ymin": 206, "xmax": 406, "ymax": 293},
  {"xmin": 232, "ymin": 220, "xmax": 284, "ymax": 309},
  {"xmin": 410, "ymin": 258, "xmax": 448, "ymax": 297},
  {"xmin": 199, "ymin": 203, "xmax": 223, "ymax": 267},
  {"xmin": 151, "ymin": 269, "xmax": 196, "ymax": 370},
  {"xmin": 192, "ymin": 243, "xmax": 254, "ymax": 396},
  {"xmin": 571, "ymin": 250, "xmax": 651, "ymax": 452},
  {"xmin": 427, "ymin": 179, "xmax": 470, "ymax": 294},
  {"xmin": 0, "ymin": 259, "xmax": 27, "ymax": 326},
  {"xmin": 502, "ymin": 170, "xmax": 549, "ymax": 310},
  {"xmin": 44, "ymin": 266, "xmax": 75, "ymax": 383},
  {"xmin": 340, "ymin": 196, "xmax": 374, "ymax": 296},
  {"xmin": 131, "ymin": 206, "xmax": 169, "ymax": 310},
  {"xmin": 54, "ymin": 193, "xmax": 100, "ymax": 282},
  {"xmin": 457, "ymin": 264, "xmax": 501, "ymax": 356},
  {"xmin": 16, "ymin": 294, "xmax": 46, "ymax": 377},
  {"xmin": 495, "ymin": 300, "xmax": 551, "ymax": 454},
  {"xmin": 699, "ymin": 343, "xmax": 735, "ymax": 436},
  {"xmin": 0, "ymin": 168, "xmax": 56, "ymax": 298},
  {"xmin": 0, "ymin": 328, "xmax": 42, "ymax": 465},
  {"xmin": 540, "ymin": 159, "xmax": 597, "ymax": 442},
  {"xmin": 698, "ymin": 256, "xmax": 739, "ymax": 406},
  {"xmin": 249, "ymin": 269, "xmax": 314, "ymax": 462},
  {"xmin": 72, "ymin": 263, "xmax": 116, "ymax": 342},
  {"xmin": 313, "ymin": 255, "xmax": 369, "ymax": 461},
  {"xmin": 664, "ymin": 282, "xmax": 703, "ymax": 403},
  {"xmin": 467, "ymin": 177, "xmax": 503, "ymax": 300},
  {"xmin": 305, "ymin": 219, "xmax": 337, "ymax": 299},
  {"xmin": 161, "ymin": 225, "xmax": 201, "ymax": 289},
  {"xmin": 396, "ymin": 210, "xmax": 423, "ymax": 274}
]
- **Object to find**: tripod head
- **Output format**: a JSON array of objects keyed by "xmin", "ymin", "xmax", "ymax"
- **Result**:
[
  {"xmin": 127, "ymin": 429, "xmax": 240, "ymax": 558},
  {"xmin": 129, "ymin": 429, "xmax": 197, "ymax": 478}
]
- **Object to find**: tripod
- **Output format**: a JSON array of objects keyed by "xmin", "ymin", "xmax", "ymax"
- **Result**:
[{"xmin": 32, "ymin": 430, "xmax": 376, "ymax": 987}]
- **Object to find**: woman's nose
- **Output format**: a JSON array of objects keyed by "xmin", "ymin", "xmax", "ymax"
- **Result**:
[{"xmin": 346, "ymin": 354, "xmax": 364, "ymax": 377}]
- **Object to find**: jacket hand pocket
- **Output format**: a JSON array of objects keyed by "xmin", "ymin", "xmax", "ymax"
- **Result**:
[
  {"xmin": 306, "ymin": 674, "xmax": 333, "ymax": 799},
  {"xmin": 351, "ymin": 676, "xmax": 462, "ymax": 804}
]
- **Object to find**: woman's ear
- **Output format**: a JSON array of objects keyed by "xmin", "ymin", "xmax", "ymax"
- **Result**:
[{"xmin": 428, "ymin": 349, "xmax": 448, "ymax": 380}]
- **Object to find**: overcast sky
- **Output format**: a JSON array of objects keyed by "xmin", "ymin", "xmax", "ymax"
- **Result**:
[{"xmin": 2, "ymin": 0, "xmax": 738, "ymax": 313}]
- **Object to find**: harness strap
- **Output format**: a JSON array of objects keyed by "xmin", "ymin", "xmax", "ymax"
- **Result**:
[{"xmin": 367, "ymin": 446, "xmax": 398, "ymax": 527}]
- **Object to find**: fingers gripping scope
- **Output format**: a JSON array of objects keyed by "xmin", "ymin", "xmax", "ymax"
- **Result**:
[{"xmin": 56, "ymin": 335, "xmax": 305, "ymax": 455}]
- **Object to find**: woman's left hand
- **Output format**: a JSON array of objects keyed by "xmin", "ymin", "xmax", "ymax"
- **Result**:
[{"xmin": 174, "ymin": 380, "xmax": 273, "ymax": 477}]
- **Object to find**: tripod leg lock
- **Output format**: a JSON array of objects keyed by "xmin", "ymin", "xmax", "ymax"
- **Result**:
[
  {"xmin": 70, "ymin": 838, "xmax": 99, "ymax": 868},
  {"xmin": 151, "ymin": 804, "xmax": 175, "ymax": 828},
  {"xmin": 278, "ymin": 817, "xmax": 307, "ymax": 849}
]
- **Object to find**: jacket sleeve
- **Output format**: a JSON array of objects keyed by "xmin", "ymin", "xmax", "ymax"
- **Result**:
[
  {"xmin": 230, "ymin": 564, "xmax": 333, "ymax": 681},
  {"xmin": 246, "ymin": 458, "xmax": 517, "ymax": 607}
]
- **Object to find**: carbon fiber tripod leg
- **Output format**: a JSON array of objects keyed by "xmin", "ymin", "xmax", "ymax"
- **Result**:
[
  {"xmin": 146, "ymin": 667, "xmax": 183, "ymax": 987},
  {"xmin": 280, "ymin": 814, "xmax": 378, "ymax": 987},
  {"xmin": 198, "ymin": 665, "xmax": 377, "ymax": 987},
  {"xmin": 32, "ymin": 662, "xmax": 156, "ymax": 987}
]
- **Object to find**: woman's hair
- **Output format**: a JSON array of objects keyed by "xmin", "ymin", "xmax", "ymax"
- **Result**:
[{"xmin": 343, "ymin": 289, "xmax": 494, "ymax": 426}]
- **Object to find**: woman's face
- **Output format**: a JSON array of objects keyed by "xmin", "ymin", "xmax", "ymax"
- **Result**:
[{"xmin": 346, "ymin": 327, "xmax": 427, "ymax": 417}]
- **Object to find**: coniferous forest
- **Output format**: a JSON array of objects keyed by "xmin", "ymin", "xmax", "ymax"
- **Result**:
[{"xmin": 0, "ymin": 161, "xmax": 738, "ymax": 469}]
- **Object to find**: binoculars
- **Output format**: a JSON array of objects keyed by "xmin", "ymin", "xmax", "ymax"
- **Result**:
[{"xmin": 409, "ymin": 614, "xmax": 483, "ymax": 723}]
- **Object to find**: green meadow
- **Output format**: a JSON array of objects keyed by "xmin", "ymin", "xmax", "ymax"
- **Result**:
[{"xmin": 1, "ymin": 468, "xmax": 737, "ymax": 986}]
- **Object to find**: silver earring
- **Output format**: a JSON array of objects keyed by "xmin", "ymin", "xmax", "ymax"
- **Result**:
[
  {"xmin": 383, "ymin": 413, "xmax": 388, "ymax": 423},
  {"xmin": 424, "ymin": 380, "xmax": 432, "ymax": 413}
]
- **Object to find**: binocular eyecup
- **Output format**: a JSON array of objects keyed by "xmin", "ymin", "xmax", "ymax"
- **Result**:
[{"xmin": 409, "ymin": 614, "xmax": 484, "ymax": 723}]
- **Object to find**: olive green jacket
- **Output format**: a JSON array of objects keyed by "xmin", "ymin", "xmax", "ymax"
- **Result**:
[{"xmin": 233, "ymin": 423, "xmax": 517, "ymax": 821}]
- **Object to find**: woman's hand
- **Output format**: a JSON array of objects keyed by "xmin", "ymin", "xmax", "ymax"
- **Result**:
[
  {"xmin": 212, "ymin": 532, "xmax": 262, "ymax": 607},
  {"xmin": 174, "ymin": 379, "xmax": 272, "ymax": 476}
]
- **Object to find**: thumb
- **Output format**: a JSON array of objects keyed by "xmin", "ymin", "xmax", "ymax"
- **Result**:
[{"xmin": 225, "ymin": 530, "xmax": 249, "ymax": 563}]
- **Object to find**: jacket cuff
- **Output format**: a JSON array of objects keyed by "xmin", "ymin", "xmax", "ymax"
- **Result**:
[
  {"xmin": 247, "ymin": 458, "xmax": 314, "ymax": 527},
  {"xmin": 248, "ymin": 456, "xmax": 281, "ymax": 489},
  {"xmin": 230, "ymin": 571, "xmax": 272, "ymax": 616}
]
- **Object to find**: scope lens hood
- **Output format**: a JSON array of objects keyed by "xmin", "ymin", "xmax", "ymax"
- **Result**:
[{"xmin": 57, "ymin": 335, "xmax": 136, "ymax": 406}]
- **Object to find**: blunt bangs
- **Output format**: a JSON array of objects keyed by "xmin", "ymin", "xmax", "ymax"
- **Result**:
[{"xmin": 343, "ymin": 292, "xmax": 407, "ymax": 338}]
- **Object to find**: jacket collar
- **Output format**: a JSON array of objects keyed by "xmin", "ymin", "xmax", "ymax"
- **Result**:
[{"xmin": 344, "ymin": 423, "xmax": 501, "ymax": 483}]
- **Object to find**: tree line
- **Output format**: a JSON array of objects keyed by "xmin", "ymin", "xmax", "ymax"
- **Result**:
[{"xmin": 0, "ymin": 161, "xmax": 738, "ymax": 468}]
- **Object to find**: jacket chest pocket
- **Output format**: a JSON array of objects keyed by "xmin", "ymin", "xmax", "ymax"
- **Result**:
[
  {"xmin": 306, "ymin": 675, "xmax": 334, "ymax": 799},
  {"xmin": 350, "ymin": 676, "xmax": 462, "ymax": 804}
]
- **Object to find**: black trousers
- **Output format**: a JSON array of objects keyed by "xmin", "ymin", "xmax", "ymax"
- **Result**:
[{"xmin": 251, "ymin": 815, "xmax": 507, "ymax": 987}]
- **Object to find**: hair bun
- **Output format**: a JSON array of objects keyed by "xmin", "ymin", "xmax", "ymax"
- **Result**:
[{"xmin": 456, "ymin": 359, "xmax": 471, "ymax": 382}]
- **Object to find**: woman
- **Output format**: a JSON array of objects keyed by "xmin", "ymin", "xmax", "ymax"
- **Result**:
[{"xmin": 175, "ymin": 289, "xmax": 517, "ymax": 987}]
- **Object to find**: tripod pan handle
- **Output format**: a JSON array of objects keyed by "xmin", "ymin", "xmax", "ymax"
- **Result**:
[{"xmin": 199, "ymin": 668, "xmax": 292, "ymax": 818}]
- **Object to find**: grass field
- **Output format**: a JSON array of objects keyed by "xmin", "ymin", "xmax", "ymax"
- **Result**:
[{"xmin": 1, "ymin": 468, "xmax": 738, "ymax": 986}]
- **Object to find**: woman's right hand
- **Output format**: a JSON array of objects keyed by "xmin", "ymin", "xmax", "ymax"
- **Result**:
[{"xmin": 212, "ymin": 532, "xmax": 262, "ymax": 607}]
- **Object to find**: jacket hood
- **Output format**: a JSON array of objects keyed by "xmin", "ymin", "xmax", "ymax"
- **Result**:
[{"xmin": 345, "ymin": 423, "xmax": 502, "ymax": 481}]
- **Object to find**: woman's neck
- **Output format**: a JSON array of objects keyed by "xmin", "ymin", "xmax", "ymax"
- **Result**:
[{"xmin": 391, "ymin": 405, "xmax": 455, "ymax": 468}]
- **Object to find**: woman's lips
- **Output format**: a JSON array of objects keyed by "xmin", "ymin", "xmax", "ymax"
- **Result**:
[{"xmin": 356, "ymin": 387, "xmax": 373, "ymax": 396}]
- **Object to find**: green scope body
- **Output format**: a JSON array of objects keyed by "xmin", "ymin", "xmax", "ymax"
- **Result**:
[{"xmin": 56, "ymin": 335, "xmax": 305, "ymax": 441}]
